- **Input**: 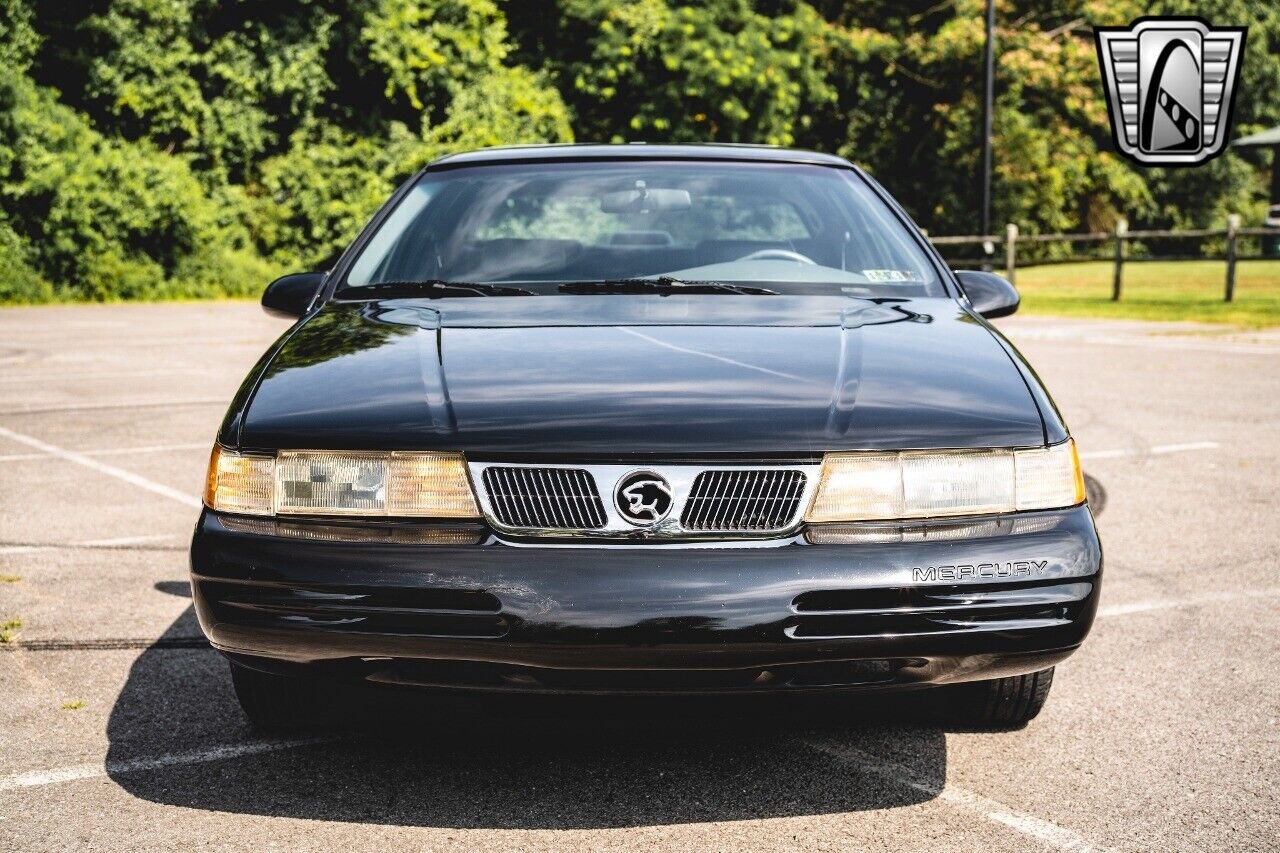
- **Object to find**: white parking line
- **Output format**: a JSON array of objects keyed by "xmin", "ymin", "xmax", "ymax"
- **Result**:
[
  {"xmin": 1148, "ymin": 441, "xmax": 1221, "ymax": 454},
  {"xmin": 1097, "ymin": 587, "xmax": 1280, "ymax": 619},
  {"xmin": 0, "ymin": 738, "xmax": 327, "ymax": 793},
  {"xmin": 1080, "ymin": 441, "xmax": 1218, "ymax": 460},
  {"xmin": 1007, "ymin": 327, "xmax": 1280, "ymax": 356},
  {"xmin": 79, "ymin": 535, "xmax": 178, "ymax": 548},
  {"xmin": 0, "ymin": 426, "xmax": 201, "ymax": 508},
  {"xmin": 0, "ymin": 368, "xmax": 190, "ymax": 384},
  {"xmin": 0, "ymin": 442, "xmax": 208, "ymax": 463},
  {"xmin": 0, "ymin": 535, "xmax": 178, "ymax": 556},
  {"xmin": 4, "ymin": 398, "xmax": 226, "ymax": 415},
  {"xmin": 805, "ymin": 739, "xmax": 1111, "ymax": 852}
]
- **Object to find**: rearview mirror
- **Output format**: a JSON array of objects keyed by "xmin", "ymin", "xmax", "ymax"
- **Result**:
[
  {"xmin": 954, "ymin": 270, "xmax": 1019, "ymax": 319},
  {"xmin": 262, "ymin": 272, "xmax": 325, "ymax": 319},
  {"xmin": 601, "ymin": 186, "xmax": 691, "ymax": 214}
]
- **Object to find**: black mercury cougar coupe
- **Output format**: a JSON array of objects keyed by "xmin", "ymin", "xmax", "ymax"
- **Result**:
[{"xmin": 192, "ymin": 144, "xmax": 1101, "ymax": 730}]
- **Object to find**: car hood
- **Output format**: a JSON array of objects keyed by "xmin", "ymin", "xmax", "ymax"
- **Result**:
[{"xmin": 234, "ymin": 295, "xmax": 1047, "ymax": 455}]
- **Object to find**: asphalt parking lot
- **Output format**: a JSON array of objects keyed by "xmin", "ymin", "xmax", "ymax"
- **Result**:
[{"xmin": 1, "ymin": 302, "xmax": 1278, "ymax": 851}]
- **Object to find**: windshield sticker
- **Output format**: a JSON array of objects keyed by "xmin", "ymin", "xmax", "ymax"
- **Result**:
[{"xmin": 862, "ymin": 269, "xmax": 924, "ymax": 283}]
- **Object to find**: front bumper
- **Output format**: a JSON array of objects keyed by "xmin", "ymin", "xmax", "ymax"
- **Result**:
[{"xmin": 190, "ymin": 506, "xmax": 1102, "ymax": 694}]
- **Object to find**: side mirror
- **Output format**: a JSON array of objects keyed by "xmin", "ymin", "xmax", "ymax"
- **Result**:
[
  {"xmin": 954, "ymin": 270, "xmax": 1020, "ymax": 319},
  {"xmin": 262, "ymin": 272, "xmax": 325, "ymax": 319}
]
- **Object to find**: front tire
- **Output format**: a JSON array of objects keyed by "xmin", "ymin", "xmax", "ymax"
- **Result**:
[
  {"xmin": 229, "ymin": 663, "xmax": 329, "ymax": 732},
  {"xmin": 933, "ymin": 667, "xmax": 1055, "ymax": 729}
]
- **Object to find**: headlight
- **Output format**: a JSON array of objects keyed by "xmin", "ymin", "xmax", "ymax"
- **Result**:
[
  {"xmin": 805, "ymin": 439, "xmax": 1085, "ymax": 523},
  {"xmin": 204, "ymin": 447, "xmax": 479, "ymax": 518}
]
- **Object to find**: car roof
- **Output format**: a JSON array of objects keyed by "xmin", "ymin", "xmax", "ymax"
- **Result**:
[{"xmin": 426, "ymin": 143, "xmax": 855, "ymax": 170}]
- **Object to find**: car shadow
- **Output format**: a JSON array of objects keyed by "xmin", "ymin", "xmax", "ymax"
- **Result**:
[
  {"xmin": 106, "ymin": 603, "xmax": 950, "ymax": 829},
  {"xmin": 1083, "ymin": 473, "xmax": 1107, "ymax": 516}
]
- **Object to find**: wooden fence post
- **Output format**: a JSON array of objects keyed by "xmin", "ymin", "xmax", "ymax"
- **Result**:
[
  {"xmin": 1112, "ymin": 218, "xmax": 1128, "ymax": 301},
  {"xmin": 1005, "ymin": 223, "xmax": 1018, "ymax": 285},
  {"xmin": 1225, "ymin": 214, "xmax": 1240, "ymax": 302}
]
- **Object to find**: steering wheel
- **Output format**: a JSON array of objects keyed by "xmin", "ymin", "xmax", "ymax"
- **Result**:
[{"xmin": 735, "ymin": 249, "xmax": 817, "ymax": 265}]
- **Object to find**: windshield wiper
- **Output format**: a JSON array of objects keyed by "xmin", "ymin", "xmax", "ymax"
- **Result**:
[
  {"xmin": 558, "ymin": 277, "xmax": 777, "ymax": 296},
  {"xmin": 338, "ymin": 279, "xmax": 535, "ymax": 298}
]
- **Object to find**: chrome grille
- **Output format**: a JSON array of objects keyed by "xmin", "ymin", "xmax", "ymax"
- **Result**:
[
  {"xmin": 481, "ymin": 467, "xmax": 607, "ymax": 530},
  {"xmin": 680, "ymin": 469, "xmax": 807, "ymax": 532}
]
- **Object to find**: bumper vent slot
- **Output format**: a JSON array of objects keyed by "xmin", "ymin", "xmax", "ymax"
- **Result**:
[
  {"xmin": 680, "ymin": 469, "xmax": 807, "ymax": 532},
  {"xmin": 482, "ymin": 466, "xmax": 607, "ymax": 530},
  {"xmin": 788, "ymin": 581, "xmax": 1093, "ymax": 640},
  {"xmin": 203, "ymin": 581, "xmax": 508, "ymax": 639}
]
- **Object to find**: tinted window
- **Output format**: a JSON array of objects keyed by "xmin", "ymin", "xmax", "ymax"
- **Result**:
[{"xmin": 471, "ymin": 193, "xmax": 812, "ymax": 244}]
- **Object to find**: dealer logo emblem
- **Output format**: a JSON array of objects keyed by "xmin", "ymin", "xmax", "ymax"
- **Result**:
[
  {"xmin": 615, "ymin": 471, "xmax": 673, "ymax": 526},
  {"xmin": 1095, "ymin": 17, "xmax": 1246, "ymax": 166}
]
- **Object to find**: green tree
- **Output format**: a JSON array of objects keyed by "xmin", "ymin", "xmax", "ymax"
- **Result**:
[
  {"xmin": 361, "ymin": 0, "xmax": 511, "ymax": 112},
  {"xmin": 515, "ymin": 0, "xmax": 836, "ymax": 146},
  {"xmin": 0, "ymin": 0, "xmax": 39, "ymax": 73},
  {"xmin": 72, "ymin": 0, "xmax": 337, "ymax": 185},
  {"xmin": 0, "ymin": 65, "xmax": 272, "ymax": 300}
]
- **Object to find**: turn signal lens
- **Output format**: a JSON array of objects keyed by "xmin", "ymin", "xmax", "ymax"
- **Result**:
[
  {"xmin": 806, "ymin": 439, "xmax": 1085, "ymax": 523},
  {"xmin": 203, "ymin": 447, "xmax": 479, "ymax": 518},
  {"xmin": 204, "ymin": 445, "xmax": 274, "ymax": 516}
]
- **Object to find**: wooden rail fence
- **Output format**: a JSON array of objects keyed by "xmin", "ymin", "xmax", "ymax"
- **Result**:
[{"xmin": 927, "ymin": 218, "xmax": 1280, "ymax": 302}]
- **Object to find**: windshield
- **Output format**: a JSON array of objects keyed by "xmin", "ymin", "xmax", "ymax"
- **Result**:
[{"xmin": 342, "ymin": 160, "xmax": 944, "ymax": 297}]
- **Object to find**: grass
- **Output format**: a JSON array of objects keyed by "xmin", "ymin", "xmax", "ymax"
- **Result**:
[
  {"xmin": 0, "ymin": 618, "xmax": 21, "ymax": 644},
  {"xmin": 1013, "ymin": 260, "xmax": 1280, "ymax": 328},
  {"xmin": 61, "ymin": 699, "xmax": 85, "ymax": 711},
  {"xmin": 0, "ymin": 574, "xmax": 19, "ymax": 583}
]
